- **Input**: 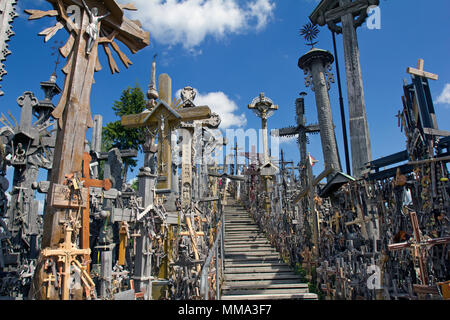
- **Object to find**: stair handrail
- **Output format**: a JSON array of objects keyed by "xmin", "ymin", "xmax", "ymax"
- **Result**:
[{"xmin": 200, "ymin": 178, "xmax": 226, "ymax": 300}]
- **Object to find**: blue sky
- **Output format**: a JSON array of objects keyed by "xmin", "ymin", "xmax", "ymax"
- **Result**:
[{"xmin": 1, "ymin": 0, "xmax": 450, "ymax": 195}]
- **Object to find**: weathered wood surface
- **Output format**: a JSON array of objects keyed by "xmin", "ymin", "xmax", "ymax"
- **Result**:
[
  {"xmin": 121, "ymin": 106, "xmax": 211, "ymax": 128},
  {"xmin": 26, "ymin": 0, "xmax": 149, "ymax": 249},
  {"xmin": 50, "ymin": 184, "xmax": 88, "ymax": 209}
]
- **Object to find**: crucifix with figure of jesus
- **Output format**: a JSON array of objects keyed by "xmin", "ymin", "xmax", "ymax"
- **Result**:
[{"xmin": 26, "ymin": 0, "xmax": 149, "ymax": 249}]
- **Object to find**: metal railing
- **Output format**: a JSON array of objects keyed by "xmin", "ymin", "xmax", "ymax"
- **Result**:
[{"xmin": 200, "ymin": 184, "xmax": 225, "ymax": 300}]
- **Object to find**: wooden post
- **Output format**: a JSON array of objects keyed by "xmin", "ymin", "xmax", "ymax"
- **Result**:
[
  {"xmin": 26, "ymin": 0, "xmax": 149, "ymax": 249},
  {"xmin": 26, "ymin": 0, "xmax": 149, "ymax": 300}
]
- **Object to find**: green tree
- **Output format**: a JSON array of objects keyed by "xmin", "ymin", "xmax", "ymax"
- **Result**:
[{"xmin": 102, "ymin": 85, "xmax": 147, "ymax": 183}]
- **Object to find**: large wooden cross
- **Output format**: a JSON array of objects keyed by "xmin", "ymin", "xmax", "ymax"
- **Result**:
[
  {"xmin": 121, "ymin": 75, "xmax": 211, "ymax": 192},
  {"xmin": 26, "ymin": 0, "xmax": 149, "ymax": 248}
]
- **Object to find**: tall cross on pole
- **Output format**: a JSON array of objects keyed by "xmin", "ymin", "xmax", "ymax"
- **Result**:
[
  {"xmin": 309, "ymin": 0, "xmax": 379, "ymax": 176},
  {"xmin": 248, "ymin": 93, "xmax": 279, "ymax": 214},
  {"xmin": 26, "ymin": 0, "xmax": 149, "ymax": 300},
  {"xmin": 26, "ymin": 0, "xmax": 149, "ymax": 249},
  {"xmin": 121, "ymin": 79, "xmax": 212, "ymax": 193}
]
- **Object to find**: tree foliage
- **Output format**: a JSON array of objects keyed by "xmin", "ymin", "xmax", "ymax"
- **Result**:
[{"xmin": 102, "ymin": 85, "xmax": 147, "ymax": 170}]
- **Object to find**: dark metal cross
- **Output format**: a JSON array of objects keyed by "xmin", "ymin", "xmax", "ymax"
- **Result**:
[{"xmin": 388, "ymin": 210, "xmax": 450, "ymax": 286}]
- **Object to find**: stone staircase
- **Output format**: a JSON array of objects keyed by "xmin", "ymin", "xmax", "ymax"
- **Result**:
[{"xmin": 221, "ymin": 201, "xmax": 318, "ymax": 300}]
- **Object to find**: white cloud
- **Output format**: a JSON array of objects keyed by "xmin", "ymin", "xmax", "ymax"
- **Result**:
[
  {"xmin": 436, "ymin": 83, "xmax": 450, "ymax": 105},
  {"xmin": 123, "ymin": 0, "xmax": 275, "ymax": 50},
  {"xmin": 176, "ymin": 88, "xmax": 247, "ymax": 128}
]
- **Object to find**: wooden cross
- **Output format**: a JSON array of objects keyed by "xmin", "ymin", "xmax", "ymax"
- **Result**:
[
  {"xmin": 179, "ymin": 215, "xmax": 204, "ymax": 273},
  {"xmin": 40, "ymin": 225, "xmax": 94, "ymax": 300},
  {"xmin": 80, "ymin": 152, "xmax": 112, "ymax": 261},
  {"xmin": 344, "ymin": 205, "xmax": 371, "ymax": 240},
  {"xmin": 407, "ymin": 59, "xmax": 438, "ymax": 81},
  {"xmin": 300, "ymin": 248, "xmax": 316, "ymax": 282},
  {"xmin": 121, "ymin": 74, "xmax": 211, "ymax": 191},
  {"xmin": 388, "ymin": 211, "xmax": 450, "ymax": 287},
  {"xmin": 26, "ymin": 0, "xmax": 149, "ymax": 249},
  {"xmin": 330, "ymin": 211, "xmax": 342, "ymax": 233}
]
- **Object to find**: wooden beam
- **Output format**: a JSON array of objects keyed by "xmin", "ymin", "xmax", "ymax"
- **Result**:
[
  {"xmin": 423, "ymin": 127, "xmax": 450, "ymax": 137},
  {"xmin": 324, "ymin": 0, "xmax": 368, "ymax": 24},
  {"xmin": 121, "ymin": 106, "xmax": 211, "ymax": 128},
  {"xmin": 407, "ymin": 59, "xmax": 438, "ymax": 81}
]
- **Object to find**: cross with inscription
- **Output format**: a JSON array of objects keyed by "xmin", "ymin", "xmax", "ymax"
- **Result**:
[
  {"xmin": 121, "ymin": 75, "xmax": 212, "ymax": 192},
  {"xmin": 25, "ymin": 0, "xmax": 149, "ymax": 250}
]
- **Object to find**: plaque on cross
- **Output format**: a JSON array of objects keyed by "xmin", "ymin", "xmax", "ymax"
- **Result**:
[
  {"xmin": 26, "ymin": 0, "xmax": 149, "ymax": 249},
  {"xmin": 121, "ymin": 75, "xmax": 211, "ymax": 192}
]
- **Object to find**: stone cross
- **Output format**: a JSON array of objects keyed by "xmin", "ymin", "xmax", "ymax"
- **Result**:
[
  {"xmin": 309, "ymin": 0, "xmax": 378, "ymax": 176},
  {"xmin": 26, "ymin": 0, "xmax": 149, "ymax": 249}
]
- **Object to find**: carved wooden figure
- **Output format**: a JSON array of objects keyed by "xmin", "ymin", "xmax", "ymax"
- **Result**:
[{"xmin": 26, "ymin": 0, "xmax": 148, "ymax": 300}]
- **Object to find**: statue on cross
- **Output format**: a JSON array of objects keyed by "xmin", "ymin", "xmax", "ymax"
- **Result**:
[{"xmin": 81, "ymin": 0, "xmax": 110, "ymax": 55}]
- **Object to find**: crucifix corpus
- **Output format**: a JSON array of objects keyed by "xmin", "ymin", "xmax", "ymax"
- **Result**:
[
  {"xmin": 121, "ymin": 75, "xmax": 212, "ymax": 195},
  {"xmin": 26, "ymin": 0, "xmax": 149, "ymax": 300}
]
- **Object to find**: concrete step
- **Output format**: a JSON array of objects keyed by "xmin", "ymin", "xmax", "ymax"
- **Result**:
[
  {"xmin": 225, "ymin": 238, "xmax": 268, "ymax": 241},
  {"xmin": 225, "ymin": 253, "xmax": 280, "ymax": 259},
  {"xmin": 225, "ymin": 249, "xmax": 277, "ymax": 255},
  {"xmin": 222, "ymin": 288, "xmax": 310, "ymax": 296},
  {"xmin": 222, "ymin": 281, "xmax": 308, "ymax": 290},
  {"xmin": 225, "ymin": 256, "xmax": 281, "ymax": 263},
  {"xmin": 225, "ymin": 231, "xmax": 264, "ymax": 234},
  {"xmin": 225, "ymin": 240, "xmax": 268, "ymax": 244},
  {"xmin": 224, "ymin": 272, "xmax": 301, "ymax": 281},
  {"xmin": 226, "ymin": 225, "xmax": 259, "ymax": 227},
  {"xmin": 221, "ymin": 293, "xmax": 318, "ymax": 300},
  {"xmin": 225, "ymin": 266, "xmax": 292, "ymax": 273},
  {"xmin": 224, "ymin": 261, "xmax": 287, "ymax": 268},
  {"xmin": 225, "ymin": 222, "xmax": 255, "ymax": 225},
  {"xmin": 225, "ymin": 242, "xmax": 272, "ymax": 251}
]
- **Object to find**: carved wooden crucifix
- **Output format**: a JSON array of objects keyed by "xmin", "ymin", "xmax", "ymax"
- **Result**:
[
  {"xmin": 25, "ymin": 0, "xmax": 149, "ymax": 248},
  {"xmin": 121, "ymin": 74, "xmax": 211, "ymax": 192}
]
